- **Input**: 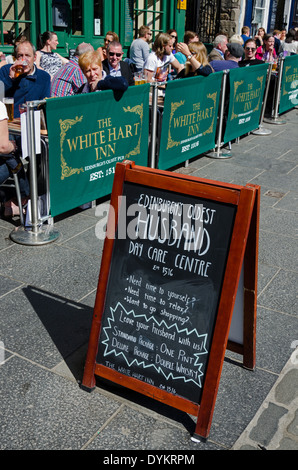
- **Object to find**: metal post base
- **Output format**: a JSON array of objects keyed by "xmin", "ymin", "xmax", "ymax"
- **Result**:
[
  {"xmin": 206, "ymin": 148, "xmax": 232, "ymax": 159},
  {"xmin": 251, "ymin": 126, "xmax": 272, "ymax": 135},
  {"xmin": 263, "ymin": 116, "xmax": 286, "ymax": 125},
  {"xmin": 10, "ymin": 225, "xmax": 60, "ymax": 246}
]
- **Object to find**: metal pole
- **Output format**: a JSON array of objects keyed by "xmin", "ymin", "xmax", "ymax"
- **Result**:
[
  {"xmin": 252, "ymin": 63, "xmax": 272, "ymax": 135},
  {"xmin": 10, "ymin": 101, "xmax": 60, "ymax": 245},
  {"xmin": 263, "ymin": 57, "xmax": 286, "ymax": 125},
  {"xmin": 27, "ymin": 102, "xmax": 39, "ymax": 234},
  {"xmin": 207, "ymin": 70, "xmax": 231, "ymax": 159},
  {"xmin": 150, "ymin": 82, "xmax": 158, "ymax": 168}
]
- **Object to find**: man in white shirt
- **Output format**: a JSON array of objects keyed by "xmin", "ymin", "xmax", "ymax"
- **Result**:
[
  {"xmin": 129, "ymin": 26, "xmax": 151, "ymax": 72},
  {"xmin": 143, "ymin": 32, "xmax": 184, "ymax": 82}
]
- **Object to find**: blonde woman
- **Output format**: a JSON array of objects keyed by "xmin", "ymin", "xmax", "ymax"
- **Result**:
[
  {"xmin": 175, "ymin": 41, "xmax": 213, "ymax": 78},
  {"xmin": 77, "ymin": 50, "xmax": 128, "ymax": 93}
]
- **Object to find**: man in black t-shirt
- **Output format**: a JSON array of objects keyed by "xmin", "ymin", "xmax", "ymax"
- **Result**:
[{"xmin": 239, "ymin": 39, "xmax": 264, "ymax": 67}]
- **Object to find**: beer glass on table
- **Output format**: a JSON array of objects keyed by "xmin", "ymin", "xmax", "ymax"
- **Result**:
[{"xmin": 3, "ymin": 97, "xmax": 14, "ymax": 122}]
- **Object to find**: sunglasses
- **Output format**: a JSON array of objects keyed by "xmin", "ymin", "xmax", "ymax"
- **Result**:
[
  {"xmin": 109, "ymin": 52, "xmax": 122, "ymax": 57},
  {"xmin": 245, "ymin": 47, "xmax": 256, "ymax": 51}
]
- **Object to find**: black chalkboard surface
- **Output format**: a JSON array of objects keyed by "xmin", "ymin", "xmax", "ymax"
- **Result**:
[
  {"xmin": 82, "ymin": 161, "xmax": 259, "ymax": 441},
  {"xmin": 96, "ymin": 181, "xmax": 236, "ymax": 403}
]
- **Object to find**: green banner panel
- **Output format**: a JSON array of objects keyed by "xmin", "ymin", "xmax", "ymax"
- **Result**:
[
  {"xmin": 223, "ymin": 64, "xmax": 268, "ymax": 144},
  {"xmin": 279, "ymin": 55, "xmax": 298, "ymax": 114},
  {"xmin": 158, "ymin": 73, "xmax": 223, "ymax": 170},
  {"xmin": 46, "ymin": 85, "xmax": 150, "ymax": 217}
]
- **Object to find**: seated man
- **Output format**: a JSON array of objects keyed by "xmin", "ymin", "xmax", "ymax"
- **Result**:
[
  {"xmin": 0, "ymin": 41, "xmax": 51, "ymax": 118},
  {"xmin": 239, "ymin": 39, "xmax": 264, "ymax": 67},
  {"xmin": 143, "ymin": 32, "xmax": 184, "ymax": 82},
  {"xmin": 102, "ymin": 41, "xmax": 135, "ymax": 86},
  {"xmin": 208, "ymin": 34, "xmax": 228, "ymax": 62},
  {"xmin": 209, "ymin": 43, "xmax": 244, "ymax": 71},
  {"xmin": 51, "ymin": 42, "xmax": 94, "ymax": 97},
  {"xmin": 129, "ymin": 25, "xmax": 151, "ymax": 72}
]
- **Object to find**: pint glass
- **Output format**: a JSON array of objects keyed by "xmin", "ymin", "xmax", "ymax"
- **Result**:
[{"xmin": 3, "ymin": 97, "xmax": 14, "ymax": 122}]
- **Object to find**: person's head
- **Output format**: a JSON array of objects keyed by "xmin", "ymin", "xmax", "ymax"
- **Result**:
[
  {"xmin": 214, "ymin": 34, "xmax": 228, "ymax": 53},
  {"xmin": 75, "ymin": 42, "xmax": 94, "ymax": 57},
  {"xmin": 167, "ymin": 29, "xmax": 178, "ymax": 47},
  {"xmin": 280, "ymin": 29, "xmax": 287, "ymax": 41},
  {"xmin": 273, "ymin": 29, "xmax": 281, "ymax": 39},
  {"xmin": 38, "ymin": 31, "xmax": 58, "ymax": 50},
  {"xmin": 229, "ymin": 34, "xmax": 244, "ymax": 45},
  {"xmin": 15, "ymin": 41, "xmax": 36, "ymax": 74},
  {"xmin": 257, "ymin": 27, "xmax": 265, "ymax": 37},
  {"xmin": 285, "ymin": 29, "xmax": 296, "ymax": 43},
  {"xmin": 13, "ymin": 35, "xmax": 27, "ymax": 58},
  {"xmin": 106, "ymin": 41, "xmax": 123, "ymax": 68},
  {"xmin": 138, "ymin": 25, "xmax": 151, "ymax": 42},
  {"xmin": 79, "ymin": 50, "xmax": 103, "ymax": 86},
  {"xmin": 190, "ymin": 42, "xmax": 208, "ymax": 65},
  {"xmin": 244, "ymin": 39, "xmax": 257, "ymax": 60},
  {"xmin": 185, "ymin": 42, "xmax": 208, "ymax": 74},
  {"xmin": 241, "ymin": 26, "xmax": 250, "ymax": 37},
  {"xmin": 153, "ymin": 33, "xmax": 173, "ymax": 58},
  {"xmin": 183, "ymin": 31, "xmax": 199, "ymax": 45},
  {"xmin": 104, "ymin": 31, "xmax": 119, "ymax": 49},
  {"xmin": 264, "ymin": 34, "xmax": 275, "ymax": 50},
  {"xmin": 225, "ymin": 42, "xmax": 244, "ymax": 60}
]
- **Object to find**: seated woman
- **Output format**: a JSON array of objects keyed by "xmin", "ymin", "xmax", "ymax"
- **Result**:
[
  {"xmin": 0, "ymin": 100, "xmax": 29, "ymax": 217},
  {"xmin": 36, "ymin": 31, "xmax": 68, "ymax": 78},
  {"xmin": 175, "ymin": 42, "xmax": 213, "ymax": 79},
  {"xmin": 97, "ymin": 31, "xmax": 119, "ymax": 61},
  {"xmin": 256, "ymin": 34, "xmax": 277, "ymax": 62},
  {"xmin": 77, "ymin": 50, "xmax": 128, "ymax": 93}
]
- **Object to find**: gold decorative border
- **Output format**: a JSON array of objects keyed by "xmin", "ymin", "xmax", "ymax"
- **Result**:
[
  {"xmin": 253, "ymin": 76, "xmax": 264, "ymax": 112},
  {"xmin": 282, "ymin": 65, "xmax": 292, "ymax": 96},
  {"xmin": 230, "ymin": 80, "xmax": 244, "ymax": 120},
  {"xmin": 59, "ymin": 116, "xmax": 84, "ymax": 180},
  {"xmin": 166, "ymin": 101, "xmax": 185, "ymax": 150},
  {"xmin": 202, "ymin": 92, "xmax": 217, "ymax": 135},
  {"xmin": 123, "ymin": 104, "xmax": 144, "ymax": 158}
]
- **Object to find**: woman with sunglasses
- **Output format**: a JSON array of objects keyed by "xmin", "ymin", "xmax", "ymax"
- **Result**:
[
  {"xmin": 97, "ymin": 31, "xmax": 119, "ymax": 61},
  {"xmin": 175, "ymin": 41, "xmax": 213, "ymax": 78},
  {"xmin": 239, "ymin": 39, "xmax": 264, "ymax": 67},
  {"xmin": 167, "ymin": 29, "xmax": 178, "ymax": 53}
]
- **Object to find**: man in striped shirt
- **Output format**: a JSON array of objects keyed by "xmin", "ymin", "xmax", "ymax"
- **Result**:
[{"xmin": 51, "ymin": 43, "xmax": 94, "ymax": 97}]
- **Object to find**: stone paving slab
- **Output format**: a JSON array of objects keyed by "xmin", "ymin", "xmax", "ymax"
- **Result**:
[
  {"xmin": 0, "ymin": 108, "xmax": 297, "ymax": 450},
  {"xmin": 232, "ymin": 354, "xmax": 298, "ymax": 450}
]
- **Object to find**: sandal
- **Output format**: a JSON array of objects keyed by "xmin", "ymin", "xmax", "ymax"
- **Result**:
[{"xmin": 3, "ymin": 198, "xmax": 28, "ymax": 218}]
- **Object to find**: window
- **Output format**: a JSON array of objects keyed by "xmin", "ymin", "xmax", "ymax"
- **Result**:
[
  {"xmin": 72, "ymin": 0, "xmax": 83, "ymax": 35},
  {"xmin": 251, "ymin": 0, "xmax": 270, "ymax": 36},
  {"xmin": 134, "ymin": 0, "xmax": 164, "ymax": 40},
  {"xmin": 94, "ymin": 0, "xmax": 104, "ymax": 36},
  {"xmin": 0, "ymin": 0, "xmax": 31, "ymax": 46}
]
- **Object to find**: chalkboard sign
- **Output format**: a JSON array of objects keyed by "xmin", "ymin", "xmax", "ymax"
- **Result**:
[
  {"xmin": 96, "ymin": 181, "xmax": 236, "ymax": 403},
  {"xmin": 82, "ymin": 161, "xmax": 259, "ymax": 441}
]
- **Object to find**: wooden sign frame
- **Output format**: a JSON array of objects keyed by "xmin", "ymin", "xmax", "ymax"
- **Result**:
[{"xmin": 81, "ymin": 161, "xmax": 259, "ymax": 441}]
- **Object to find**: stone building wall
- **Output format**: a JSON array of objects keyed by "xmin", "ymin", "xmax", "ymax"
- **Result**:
[{"xmin": 219, "ymin": 0, "xmax": 243, "ymax": 37}]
